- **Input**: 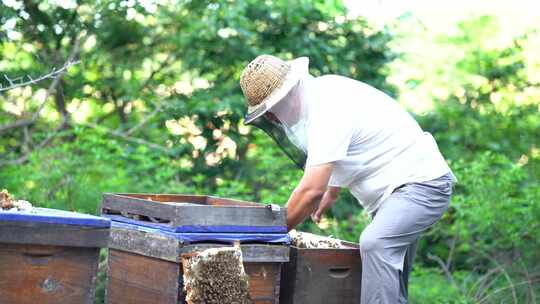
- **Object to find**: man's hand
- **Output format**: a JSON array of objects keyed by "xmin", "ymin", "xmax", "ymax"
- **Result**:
[
  {"xmin": 286, "ymin": 163, "xmax": 334, "ymax": 231},
  {"xmin": 311, "ymin": 186, "xmax": 341, "ymax": 224}
]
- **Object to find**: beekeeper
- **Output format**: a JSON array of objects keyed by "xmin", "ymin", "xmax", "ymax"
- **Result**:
[{"xmin": 239, "ymin": 55, "xmax": 456, "ymax": 304}]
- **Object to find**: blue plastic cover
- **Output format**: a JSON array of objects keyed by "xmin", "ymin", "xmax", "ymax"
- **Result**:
[
  {"xmin": 111, "ymin": 220, "xmax": 291, "ymax": 245},
  {"xmin": 104, "ymin": 214, "xmax": 287, "ymax": 233},
  {"xmin": 0, "ymin": 207, "xmax": 111, "ymax": 228}
]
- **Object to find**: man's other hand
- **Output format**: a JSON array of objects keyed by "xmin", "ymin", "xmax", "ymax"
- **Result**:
[{"xmin": 311, "ymin": 186, "xmax": 341, "ymax": 223}]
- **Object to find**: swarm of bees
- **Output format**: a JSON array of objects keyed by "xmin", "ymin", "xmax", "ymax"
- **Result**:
[
  {"xmin": 289, "ymin": 230, "xmax": 346, "ymax": 249},
  {"xmin": 1, "ymin": 189, "xmax": 34, "ymax": 212},
  {"xmin": 182, "ymin": 247, "xmax": 252, "ymax": 304},
  {"xmin": 0, "ymin": 189, "xmax": 13, "ymax": 209}
]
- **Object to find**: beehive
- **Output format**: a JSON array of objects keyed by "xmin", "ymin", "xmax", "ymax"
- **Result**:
[
  {"xmin": 102, "ymin": 193, "xmax": 289, "ymax": 304},
  {"xmin": 280, "ymin": 232, "xmax": 362, "ymax": 304},
  {"xmin": 0, "ymin": 208, "xmax": 110, "ymax": 304}
]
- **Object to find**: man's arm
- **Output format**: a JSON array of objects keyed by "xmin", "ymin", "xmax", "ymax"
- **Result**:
[
  {"xmin": 286, "ymin": 163, "xmax": 334, "ymax": 231},
  {"xmin": 311, "ymin": 186, "xmax": 341, "ymax": 223}
]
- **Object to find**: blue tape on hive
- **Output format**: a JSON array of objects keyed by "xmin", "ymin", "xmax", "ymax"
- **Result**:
[
  {"xmin": 111, "ymin": 220, "xmax": 291, "ymax": 245},
  {"xmin": 0, "ymin": 207, "xmax": 111, "ymax": 228},
  {"xmin": 104, "ymin": 214, "xmax": 287, "ymax": 233}
]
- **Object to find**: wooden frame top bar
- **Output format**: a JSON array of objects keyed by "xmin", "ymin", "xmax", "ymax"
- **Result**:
[{"xmin": 101, "ymin": 193, "xmax": 287, "ymax": 231}]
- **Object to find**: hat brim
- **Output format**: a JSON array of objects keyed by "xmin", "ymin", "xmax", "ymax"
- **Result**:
[{"xmin": 244, "ymin": 57, "xmax": 309, "ymax": 125}]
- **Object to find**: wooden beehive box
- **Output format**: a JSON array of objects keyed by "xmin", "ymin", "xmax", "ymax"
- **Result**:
[
  {"xmin": 280, "ymin": 234, "xmax": 361, "ymax": 304},
  {"xmin": 101, "ymin": 193, "xmax": 287, "ymax": 233},
  {"xmin": 102, "ymin": 193, "xmax": 289, "ymax": 304},
  {"xmin": 105, "ymin": 221, "xmax": 289, "ymax": 304},
  {"xmin": 0, "ymin": 208, "xmax": 110, "ymax": 304}
]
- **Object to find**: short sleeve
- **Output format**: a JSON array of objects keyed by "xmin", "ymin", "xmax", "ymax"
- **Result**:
[
  {"xmin": 328, "ymin": 172, "xmax": 342, "ymax": 187},
  {"xmin": 305, "ymin": 99, "xmax": 354, "ymax": 167}
]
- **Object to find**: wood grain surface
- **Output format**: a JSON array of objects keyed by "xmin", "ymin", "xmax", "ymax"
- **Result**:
[
  {"xmin": 111, "ymin": 193, "xmax": 262, "ymax": 206},
  {"xmin": 0, "ymin": 244, "xmax": 100, "ymax": 304},
  {"xmin": 106, "ymin": 249, "xmax": 180, "ymax": 304},
  {"xmin": 280, "ymin": 247, "xmax": 362, "ymax": 304},
  {"xmin": 245, "ymin": 263, "xmax": 282, "ymax": 304},
  {"xmin": 106, "ymin": 249, "xmax": 284, "ymax": 304},
  {"xmin": 101, "ymin": 193, "xmax": 286, "ymax": 228},
  {"xmin": 0, "ymin": 221, "xmax": 109, "ymax": 248}
]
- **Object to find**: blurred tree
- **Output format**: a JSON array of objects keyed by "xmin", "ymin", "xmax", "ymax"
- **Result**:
[
  {"xmin": 412, "ymin": 16, "xmax": 540, "ymax": 303},
  {"xmin": 1, "ymin": 3, "xmax": 539, "ymax": 303},
  {"xmin": 0, "ymin": 0, "xmax": 395, "ymax": 212},
  {"xmin": 1, "ymin": 2, "xmax": 396, "ymax": 302}
]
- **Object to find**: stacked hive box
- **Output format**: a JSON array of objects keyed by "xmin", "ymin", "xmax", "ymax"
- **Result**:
[
  {"xmin": 0, "ymin": 208, "xmax": 110, "ymax": 304},
  {"xmin": 280, "ymin": 232, "xmax": 362, "ymax": 304},
  {"xmin": 101, "ymin": 193, "xmax": 289, "ymax": 304}
]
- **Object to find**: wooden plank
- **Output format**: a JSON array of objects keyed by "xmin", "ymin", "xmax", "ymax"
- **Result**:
[
  {"xmin": 108, "ymin": 225, "xmax": 180, "ymax": 262},
  {"xmin": 113, "ymin": 193, "xmax": 209, "ymax": 204},
  {"xmin": 108, "ymin": 221, "xmax": 289, "ymax": 263},
  {"xmin": 109, "ymin": 226, "xmax": 289, "ymax": 262},
  {"xmin": 101, "ymin": 193, "xmax": 287, "ymax": 229},
  {"xmin": 0, "ymin": 221, "xmax": 109, "ymax": 248},
  {"xmin": 206, "ymin": 196, "xmax": 262, "ymax": 206},
  {"xmin": 0, "ymin": 244, "xmax": 100, "ymax": 304},
  {"xmin": 245, "ymin": 263, "xmax": 282, "ymax": 304},
  {"xmin": 171, "ymin": 204, "xmax": 286, "ymax": 228},
  {"xmin": 280, "ymin": 247, "xmax": 362, "ymax": 304},
  {"xmin": 101, "ymin": 194, "xmax": 178, "ymax": 221},
  {"xmin": 113, "ymin": 193, "xmax": 263, "ymax": 207},
  {"xmin": 178, "ymin": 244, "xmax": 289, "ymax": 263},
  {"xmin": 106, "ymin": 250, "xmax": 180, "ymax": 304}
]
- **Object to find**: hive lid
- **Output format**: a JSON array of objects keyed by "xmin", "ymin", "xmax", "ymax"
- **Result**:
[
  {"xmin": 0, "ymin": 207, "xmax": 111, "ymax": 228},
  {"xmin": 101, "ymin": 193, "xmax": 287, "ymax": 233}
]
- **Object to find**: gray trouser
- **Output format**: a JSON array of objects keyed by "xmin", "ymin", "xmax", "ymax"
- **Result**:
[{"xmin": 359, "ymin": 172, "xmax": 454, "ymax": 304}]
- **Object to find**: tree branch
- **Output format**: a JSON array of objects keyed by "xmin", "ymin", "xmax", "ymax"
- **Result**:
[
  {"xmin": 0, "ymin": 117, "xmax": 69, "ymax": 166},
  {"xmin": 474, "ymin": 249, "xmax": 519, "ymax": 304},
  {"xmin": 81, "ymin": 122, "xmax": 172, "ymax": 153},
  {"xmin": 0, "ymin": 119, "xmax": 34, "ymax": 133},
  {"xmin": 123, "ymin": 100, "xmax": 165, "ymax": 136},
  {"xmin": 427, "ymin": 253, "xmax": 459, "ymax": 288},
  {"xmin": 446, "ymin": 231, "xmax": 458, "ymax": 270},
  {"xmin": 519, "ymin": 259, "xmax": 537, "ymax": 303},
  {"xmin": 478, "ymin": 279, "xmax": 540, "ymax": 304},
  {"xmin": 0, "ymin": 60, "xmax": 80, "ymax": 92},
  {"xmin": 0, "ymin": 37, "xmax": 83, "ymax": 135}
]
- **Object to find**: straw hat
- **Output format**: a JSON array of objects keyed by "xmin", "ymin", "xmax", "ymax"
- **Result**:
[{"xmin": 240, "ymin": 55, "xmax": 309, "ymax": 124}]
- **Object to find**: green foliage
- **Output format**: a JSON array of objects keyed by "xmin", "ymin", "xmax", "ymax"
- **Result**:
[
  {"xmin": 413, "ymin": 153, "xmax": 540, "ymax": 302},
  {"xmin": 1, "ymin": 0, "xmax": 395, "ymax": 210},
  {"xmin": 453, "ymin": 153, "xmax": 539, "ymax": 260},
  {"xmin": 409, "ymin": 268, "xmax": 470, "ymax": 304},
  {"xmin": 410, "ymin": 16, "xmax": 540, "ymax": 303},
  {"xmin": 1, "ymin": 3, "xmax": 539, "ymax": 303}
]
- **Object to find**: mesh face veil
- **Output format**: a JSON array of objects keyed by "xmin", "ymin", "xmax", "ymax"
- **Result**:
[{"xmin": 249, "ymin": 79, "xmax": 310, "ymax": 169}]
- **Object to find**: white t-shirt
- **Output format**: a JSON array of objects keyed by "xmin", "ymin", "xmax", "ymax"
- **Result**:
[{"xmin": 303, "ymin": 74, "xmax": 453, "ymax": 214}]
